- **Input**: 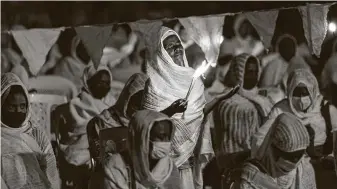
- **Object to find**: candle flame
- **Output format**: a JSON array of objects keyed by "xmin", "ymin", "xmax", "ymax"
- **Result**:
[{"xmin": 193, "ymin": 60, "xmax": 212, "ymax": 78}]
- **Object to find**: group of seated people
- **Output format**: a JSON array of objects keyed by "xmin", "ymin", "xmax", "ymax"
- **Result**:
[{"xmin": 2, "ymin": 16, "xmax": 337, "ymax": 189}]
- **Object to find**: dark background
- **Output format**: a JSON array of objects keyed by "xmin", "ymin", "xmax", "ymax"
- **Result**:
[{"xmin": 1, "ymin": 1, "xmax": 332, "ymax": 27}]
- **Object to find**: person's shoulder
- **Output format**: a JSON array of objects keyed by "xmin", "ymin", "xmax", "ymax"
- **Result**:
[
  {"xmin": 220, "ymin": 94, "xmax": 255, "ymax": 107},
  {"xmin": 29, "ymin": 125, "xmax": 52, "ymax": 151},
  {"xmin": 90, "ymin": 109, "xmax": 111, "ymax": 124},
  {"xmin": 272, "ymin": 99, "xmax": 288, "ymax": 110}
]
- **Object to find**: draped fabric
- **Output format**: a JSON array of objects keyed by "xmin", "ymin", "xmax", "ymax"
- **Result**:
[
  {"xmin": 212, "ymin": 54, "xmax": 272, "ymax": 168},
  {"xmin": 53, "ymin": 36, "xmax": 89, "ymax": 91},
  {"xmin": 321, "ymin": 53, "xmax": 337, "ymax": 98},
  {"xmin": 98, "ymin": 110, "xmax": 181, "ymax": 189},
  {"xmin": 259, "ymin": 53, "xmax": 288, "ymax": 88},
  {"xmin": 1, "ymin": 48, "xmax": 23, "ymax": 71},
  {"xmin": 232, "ymin": 162, "xmax": 279, "ymax": 189},
  {"xmin": 87, "ymin": 73, "xmax": 149, "ymax": 162},
  {"xmin": 259, "ymin": 34, "xmax": 297, "ymax": 88},
  {"xmin": 252, "ymin": 69, "xmax": 324, "ymax": 189},
  {"xmin": 223, "ymin": 53, "xmax": 273, "ymax": 117},
  {"xmin": 252, "ymin": 113, "xmax": 310, "ymax": 189},
  {"xmin": 253, "ymin": 69, "xmax": 325, "ymax": 153},
  {"xmin": 92, "ymin": 73, "xmax": 149, "ymax": 133},
  {"xmin": 10, "ymin": 64, "xmax": 29, "ymax": 88},
  {"xmin": 59, "ymin": 64, "xmax": 116, "ymax": 166},
  {"xmin": 81, "ymin": 63, "xmax": 113, "ymax": 95},
  {"xmin": 141, "ymin": 26, "xmax": 213, "ymax": 189},
  {"xmin": 281, "ymin": 56, "xmax": 311, "ymax": 94},
  {"xmin": 1, "ymin": 73, "xmax": 60, "ymax": 189},
  {"xmin": 129, "ymin": 110, "xmax": 177, "ymax": 188},
  {"xmin": 214, "ymin": 94, "xmax": 261, "ymax": 158}
]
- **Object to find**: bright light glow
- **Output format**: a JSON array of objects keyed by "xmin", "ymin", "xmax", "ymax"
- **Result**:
[
  {"xmin": 220, "ymin": 36, "xmax": 224, "ymax": 44},
  {"xmin": 329, "ymin": 22, "xmax": 336, "ymax": 33},
  {"xmin": 193, "ymin": 60, "xmax": 211, "ymax": 78}
]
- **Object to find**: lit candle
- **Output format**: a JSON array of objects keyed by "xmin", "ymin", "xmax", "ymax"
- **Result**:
[{"xmin": 185, "ymin": 60, "xmax": 211, "ymax": 100}]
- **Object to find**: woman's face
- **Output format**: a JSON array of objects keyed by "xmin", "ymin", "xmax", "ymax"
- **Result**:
[
  {"xmin": 149, "ymin": 120, "xmax": 172, "ymax": 160},
  {"xmin": 163, "ymin": 35, "xmax": 184, "ymax": 66},
  {"xmin": 1, "ymin": 86, "xmax": 28, "ymax": 128},
  {"xmin": 291, "ymin": 83, "xmax": 312, "ymax": 112},
  {"xmin": 87, "ymin": 70, "xmax": 111, "ymax": 99},
  {"xmin": 243, "ymin": 59, "xmax": 259, "ymax": 90}
]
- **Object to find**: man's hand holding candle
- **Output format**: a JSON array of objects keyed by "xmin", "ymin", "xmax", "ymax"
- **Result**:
[{"xmin": 161, "ymin": 99, "xmax": 188, "ymax": 117}]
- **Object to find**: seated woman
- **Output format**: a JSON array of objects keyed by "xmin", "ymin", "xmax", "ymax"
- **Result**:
[
  {"xmin": 1, "ymin": 73, "xmax": 60, "ymax": 189},
  {"xmin": 253, "ymin": 68, "xmax": 336, "ymax": 188},
  {"xmin": 232, "ymin": 113, "xmax": 310, "ymax": 189},
  {"xmin": 87, "ymin": 73, "xmax": 149, "ymax": 166},
  {"xmin": 89, "ymin": 110, "xmax": 182, "ymax": 189},
  {"xmin": 57, "ymin": 63, "xmax": 116, "ymax": 188}
]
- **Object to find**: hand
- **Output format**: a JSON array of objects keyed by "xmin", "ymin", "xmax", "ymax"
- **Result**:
[
  {"xmin": 216, "ymin": 84, "xmax": 240, "ymax": 101},
  {"xmin": 169, "ymin": 99, "xmax": 188, "ymax": 114}
]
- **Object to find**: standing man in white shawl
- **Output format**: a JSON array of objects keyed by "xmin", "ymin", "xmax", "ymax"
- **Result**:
[{"xmin": 142, "ymin": 26, "xmax": 238, "ymax": 189}]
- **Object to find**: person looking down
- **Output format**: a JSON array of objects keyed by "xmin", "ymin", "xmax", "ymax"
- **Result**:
[
  {"xmin": 232, "ymin": 113, "xmax": 310, "ymax": 189},
  {"xmin": 253, "ymin": 68, "xmax": 337, "ymax": 189}
]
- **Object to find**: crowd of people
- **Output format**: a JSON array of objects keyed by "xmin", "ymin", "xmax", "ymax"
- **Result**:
[{"xmin": 1, "ymin": 10, "xmax": 337, "ymax": 189}]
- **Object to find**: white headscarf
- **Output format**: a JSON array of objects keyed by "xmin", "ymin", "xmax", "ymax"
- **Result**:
[
  {"xmin": 129, "ymin": 110, "xmax": 176, "ymax": 188},
  {"xmin": 255, "ymin": 113, "xmax": 309, "ymax": 188},
  {"xmin": 142, "ymin": 27, "xmax": 207, "ymax": 167},
  {"xmin": 1, "ymin": 73, "xmax": 31, "ymax": 131}
]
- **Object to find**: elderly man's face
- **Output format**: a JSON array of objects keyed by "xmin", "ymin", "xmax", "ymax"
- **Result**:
[{"xmin": 163, "ymin": 35, "xmax": 184, "ymax": 66}]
